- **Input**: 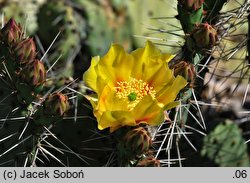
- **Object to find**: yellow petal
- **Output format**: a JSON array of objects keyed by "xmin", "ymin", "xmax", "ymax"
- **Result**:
[
  {"xmin": 160, "ymin": 53, "xmax": 175, "ymax": 63},
  {"xmin": 156, "ymin": 75, "xmax": 187, "ymax": 105},
  {"xmin": 84, "ymin": 94, "xmax": 98, "ymax": 107},
  {"xmin": 97, "ymin": 84, "xmax": 128, "ymax": 112},
  {"xmin": 95, "ymin": 75, "xmax": 110, "ymax": 98},
  {"xmin": 131, "ymin": 41, "xmax": 161, "ymax": 79},
  {"xmin": 83, "ymin": 56, "xmax": 99, "ymax": 91},
  {"xmin": 98, "ymin": 111, "xmax": 136, "ymax": 132},
  {"xmin": 132, "ymin": 95, "xmax": 164, "ymax": 126},
  {"xmin": 164, "ymin": 101, "xmax": 180, "ymax": 110},
  {"xmin": 142, "ymin": 57, "xmax": 174, "ymax": 92},
  {"xmin": 97, "ymin": 44, "xmax": 134, "ymax": 83},
  {"xmin": 83, "ymin": 40, "xmax": 188, "ymax": 132},
  {"xmin": 135, "ymin": 40, "xmax": 162, "ymax": 58}
]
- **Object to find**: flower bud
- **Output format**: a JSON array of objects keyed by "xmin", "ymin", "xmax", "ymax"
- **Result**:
[
  {"xmin": 171, "ymin": 61, "xmax": 196, "ymax": 84},
  {"xmin": 178, "ymin": 0, "xmax": 204, "ymax": 11},
  {"xmin": 21, "ymin": 59, "xmax": 46, "ymax": 86},
  {"xmin": 123, "ymin": 127, "xmax": 152, "ymax": 156},
  {"xmin": 187, "ymin": 23, "xmax": 218, "ymax": 51},
  {"xmin": 136, "ymin": 157, "xmax": 160, "ymax": 167},
  {"xmin": 43, "ymin": 93, "xmax": 69, "ymax": 117},
  {"xmin": 14, "ymin": 38, "xmax": 36, "ymax": 64},
  {"xmin": 1, "ymin": 18, "xmax": 22, "ymax": 45}
]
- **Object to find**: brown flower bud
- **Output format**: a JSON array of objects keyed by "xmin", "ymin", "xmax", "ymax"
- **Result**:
[
  {"xmin": 44, "ymin": 93, "xmax": 69, "ymax": 117},
  {"xmin": 21, "ymin": 59, "xmax": 46, "ymax": 86},
  {"xmin": 136, "ymin": 157, "xmax": 160, "ymax": 167},
  {"xmin": 187, "ymin": 23, "xmax": 218, "ymax": 51},
  {"xmin": 123, "ymin": 127, "xmax": 152, "ymax": 156},
  {"xmin": 14, "ymin": 38, "xmax": 36, "ymax": 64},
  {"xmin": 171, "ymin": 61, "xmax": 196, "ymax": 85},
  {"xmin": 1, "ymin": 18, "xmax": 22, "ymax": 45}
]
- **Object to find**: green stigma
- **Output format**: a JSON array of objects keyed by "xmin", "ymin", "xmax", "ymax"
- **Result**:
[{"xmin": 128, "ymin": 92, "xmax": 137, "ymax": 101}]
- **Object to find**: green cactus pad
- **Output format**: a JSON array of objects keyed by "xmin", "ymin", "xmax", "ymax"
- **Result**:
[
  {"xmin": 0, "ymin": 0, "xmax": 46, "ymax": 34},
  {"xmin": 75, "ymin": 0, "xmax": 132, "ymax": 55},
  {"xmin": 177, "ymin": 4, "xmax": 204, "ymax": 33},
  {"xmin": 37, "ymin": 0, "xmax": 87, "ymax": 76},
  {"xmin": 201, "ymin": 120, "xmax": 250, "ymax": 167}
]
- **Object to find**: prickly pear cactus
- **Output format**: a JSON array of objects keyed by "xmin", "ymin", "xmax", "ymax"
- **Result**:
[
  {"xmin": 201, "ymin": 120, "xmax": 250, "ymax": 166},
  {"xmin": 36, "ymin": 0, "xmax": 87, "ymax": 76},
  {"xmin": 177, "ymin": 0, "xmax": 204, "ymax": 33},
  {"xmin": 150, "ymin": 0, "xmax": 237, "ymax": 167},
  {"xmin": 0, "ymin": 0, "xmax": 46, "ymax": 34},
  {"xmin": 0, "ymin": 0, "xmax": 250, "ymax": 168},
  {"xmin": 0, "ymin": 19, "xmax": 44, "ymax": 105},
  {"xmin": 123, "ymin": 0, "xmax": 182, "ymax": 52},
  {"xmin": 0, "ymin": 18, "xmax": 109, "ymax": 167},
  {"xmin": 75, "ymin": 0, "xmax": 133, "ymax": 55},
  {"xmin": 0, "ymin": 18, "xmax": 46, "ymax": 166}
]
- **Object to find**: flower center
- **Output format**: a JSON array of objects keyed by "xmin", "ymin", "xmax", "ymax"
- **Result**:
[
  {"xmin": 128, "ymin": 92, "xmax": 137, "ymax": 101},
  {"xmin": 114, "ymin": 77, "xmax": 156, "ymax": 110}
]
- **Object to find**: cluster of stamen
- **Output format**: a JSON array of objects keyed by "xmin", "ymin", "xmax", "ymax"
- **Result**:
[{"xmin": 114, "ymin": 77, "xmax": 156, "ymax": 110}]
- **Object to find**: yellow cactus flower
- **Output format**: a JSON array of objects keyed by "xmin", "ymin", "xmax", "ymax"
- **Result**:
[{"xmin": 84, "ymin": 41, "xmax": 187, "ymax": 132}]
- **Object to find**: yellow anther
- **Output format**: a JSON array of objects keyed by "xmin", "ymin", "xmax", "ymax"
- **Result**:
[{"xmin": 114, "ymin": 77, "xmax": 156, "ymax": 110}]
